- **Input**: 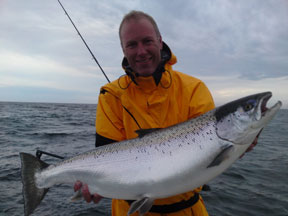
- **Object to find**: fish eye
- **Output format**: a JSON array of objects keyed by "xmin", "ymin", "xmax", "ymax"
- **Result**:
[{"xmin": 243, "ymin": 99, "xmax": 256, "ymax": 111}]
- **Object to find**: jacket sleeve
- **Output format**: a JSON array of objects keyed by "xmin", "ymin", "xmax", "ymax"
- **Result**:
[
  {"xmin": 95, "ymin": 89, "xmax": 126, "ymax": 146},
  {"xmin": 188, "ymin": 81, "xmax": 215, "ymax": 119},
  {"xmin": 95, "ymin": 133, "xmax": 117, "ymax": 147}
]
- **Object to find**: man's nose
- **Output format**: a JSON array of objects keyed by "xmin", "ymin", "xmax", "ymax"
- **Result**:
[{"xmin": 136, "ymin": 43, "xmax": 148, "ymax": 55}]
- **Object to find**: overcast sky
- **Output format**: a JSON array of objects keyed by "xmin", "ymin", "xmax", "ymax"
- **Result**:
[{"xmin": 0, "ymin": 0, "xmax": 287, "ymax": 108}]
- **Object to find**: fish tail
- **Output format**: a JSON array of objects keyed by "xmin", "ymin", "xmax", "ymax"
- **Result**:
[{"xmin": 20, "ymin": 152, "xmax": 50, "ymax": 216}]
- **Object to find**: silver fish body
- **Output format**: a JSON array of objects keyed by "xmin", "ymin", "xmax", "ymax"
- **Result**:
[{"xmin": 20, "ymin": 92, "xmax": 282, "ymax": 215}]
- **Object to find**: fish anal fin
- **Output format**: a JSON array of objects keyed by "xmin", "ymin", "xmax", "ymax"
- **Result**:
[
  {"xmin": 207, "ymin": 145, "xmax": 234, "ymax": 168},
  {"xmin": 128, "ymin": 197, "xmax": 154, "ymax": 216},
  {"xmin": 135, "ymin": 128, "xmax": 161, "ymax": 138}
]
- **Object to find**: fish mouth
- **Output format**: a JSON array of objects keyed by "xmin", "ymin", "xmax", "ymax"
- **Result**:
[
  {"xmin": 260, "ymin": 93, "xmax": 271, "ymax": 116},
  {"xmin": 256, "ymin": 92, "xmax": 282, "ymax": 126},
  {"xmin": 260, "ymin": 92, "xmax": 282, "ymax": 118}
]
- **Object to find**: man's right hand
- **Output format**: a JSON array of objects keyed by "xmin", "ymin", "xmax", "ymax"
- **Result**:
[{"xmin": 74, "ymin": 181, "xmax": 103, "ymax": 203}]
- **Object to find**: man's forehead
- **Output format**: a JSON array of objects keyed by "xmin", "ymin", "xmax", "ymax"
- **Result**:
[{"xmin": 120, "ymin": 18, "xmax": 156, "ymax": 36}]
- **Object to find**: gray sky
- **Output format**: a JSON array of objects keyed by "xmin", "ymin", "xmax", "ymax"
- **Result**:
[{"xmin": 0, "ymin": 0, "xmax": 287, "ymax": 108}]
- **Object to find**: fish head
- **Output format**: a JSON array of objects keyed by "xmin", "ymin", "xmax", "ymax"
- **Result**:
[{"xmin": 215, "ymin": 92, "xmax": 282, "ymax": 145}]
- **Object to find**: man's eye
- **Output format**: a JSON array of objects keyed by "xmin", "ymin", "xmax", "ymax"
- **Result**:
[
  {"xmin": 144, "ymin": 39, "xmax": 153, "ymax": 44},
  {"xmin": 126, "ymin": 43, "xmax": 136, "ymax": 48}
]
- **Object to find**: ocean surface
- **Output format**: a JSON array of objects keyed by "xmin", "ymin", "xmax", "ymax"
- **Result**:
[{"xmin": 0, "ymin": 102, "xmax": 287, "ymax": 216}]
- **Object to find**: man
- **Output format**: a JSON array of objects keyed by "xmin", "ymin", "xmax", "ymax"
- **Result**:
[{"xmin": 74, "ymin": 10, "xmax": 256, "ymax": 215}]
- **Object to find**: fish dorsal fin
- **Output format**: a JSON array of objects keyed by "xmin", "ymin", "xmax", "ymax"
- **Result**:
[
  {"xmin": 128, "ymin": 197, "xmax": 154, "ymax": 216},
  {"xmin": 135, "ymin": 128, "xmax": 161, "ymax": 138},
  {"xmin": 207, "ymin": 145, "xmax": 234, "ymax": 168}
]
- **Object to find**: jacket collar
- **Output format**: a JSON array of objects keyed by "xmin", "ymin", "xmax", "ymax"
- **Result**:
[{"xmin": 122, "ymin": 42, "xmax": 172, "ymax": 86}]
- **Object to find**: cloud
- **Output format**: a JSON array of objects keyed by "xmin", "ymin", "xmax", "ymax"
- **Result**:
[
  {"xmin": 0, "ymin": 51, "xmax": 97, "ymax": 77},
  {"xmin": 200, "ymin": 74, "xmax": 288, "ymax": 108},
  {"xmin": 160, "ymin": 0, "xmax": 288, "ymax": 80},
  {"xmin": 0, "ymin": 0, "xmax": 287, "ymax": 107},
  {"xmin": 0, "ymin": 85, "xmax": 98, "ymax": 104},
  {"xmin": 0, "ymin": 51, "xmax": 105, "ymax": 92}
]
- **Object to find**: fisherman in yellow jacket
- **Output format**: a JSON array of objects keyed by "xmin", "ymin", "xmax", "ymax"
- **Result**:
[{"xmin": 75, "ymin": 10, "xmax": 215, "ymax": 215}]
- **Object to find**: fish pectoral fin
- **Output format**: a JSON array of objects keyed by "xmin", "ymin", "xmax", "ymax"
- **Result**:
[
  {"xmin": 135, "ymin": 128, "xmax": 162, "ymax": 138},
  {"xmin": 207, "ymin": 145, "xmax": 234, "ymax": 168},
  {"xmin": 127, "ymin": 197, "xmax": 154, "ymax": 216}
]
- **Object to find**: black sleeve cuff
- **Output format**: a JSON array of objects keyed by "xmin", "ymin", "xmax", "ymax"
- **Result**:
[{"xmin": 95, "ymin": 133, "xmax": 117, "ymax": 147}]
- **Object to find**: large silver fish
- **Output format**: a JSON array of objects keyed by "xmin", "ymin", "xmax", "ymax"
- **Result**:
[{"xmin": 20, "ymin": 92, "xmax": 282, "ymax": 216}]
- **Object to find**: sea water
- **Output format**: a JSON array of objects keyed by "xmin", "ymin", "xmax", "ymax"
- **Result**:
[{"xmin": 0, "ymin": 102, "xmax": 287, "ymax": 216}]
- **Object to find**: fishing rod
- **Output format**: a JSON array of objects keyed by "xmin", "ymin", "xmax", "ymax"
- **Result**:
[
  {"xmin": 36, "ymin": 0, "xmax": 111, "ymax": 160},
  {"xmin": 37, "ymin": 1, "xmax": 142, "ymax": 161},
  {"xmin": 57, "ymin": 0, "xmax": 111, "ymax": 83}
]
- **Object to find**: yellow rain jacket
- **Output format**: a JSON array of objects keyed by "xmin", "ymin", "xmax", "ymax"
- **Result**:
[{"xmin": 96, "ymin": 43, "xmax": 215, "ymax": 216}]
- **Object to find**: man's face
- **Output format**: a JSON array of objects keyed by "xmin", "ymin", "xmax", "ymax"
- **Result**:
[{"xmin": 120, "ymin": 18, "xmax": 163, "ymax": 77}]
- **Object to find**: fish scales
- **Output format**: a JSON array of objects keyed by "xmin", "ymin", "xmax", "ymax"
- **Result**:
[
  {"xmin": 37, "ymin": 110, "xmax": 221, "ymax": 200},
  {"xmin": 20, "ymin": 92, "xmax": 282, "ymax": 215}
]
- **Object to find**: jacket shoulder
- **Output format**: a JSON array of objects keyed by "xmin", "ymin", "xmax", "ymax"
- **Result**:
[
  {"xmin": 172, "ymin": 71, "xmax": 204, "ymax": 89},
  {"xmin": 100, "ymin": 76, "xmax": 131, "ymax": 99}
]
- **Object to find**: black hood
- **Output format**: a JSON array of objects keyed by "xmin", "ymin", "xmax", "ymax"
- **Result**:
[{"xmin": 121, "ymin": 42, "xmax": 172, "ymax": 85}]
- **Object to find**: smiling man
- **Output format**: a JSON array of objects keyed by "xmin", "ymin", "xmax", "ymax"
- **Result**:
[
  {"xmin": 120, "ymin": 16, "xmax": 163, "ymax": 77},
  {"xmin": 75, "ymin": 10, "xmax": 215, "ymax": 215}
]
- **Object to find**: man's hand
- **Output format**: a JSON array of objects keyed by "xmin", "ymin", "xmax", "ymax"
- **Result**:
[{"xmin": 74, "ymin": 181, "xmax": 103, "ymax": 203}]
